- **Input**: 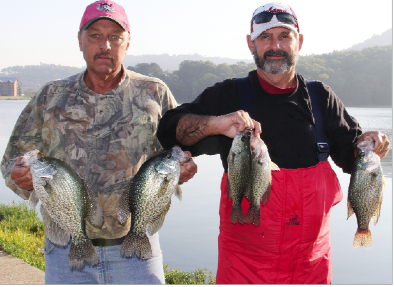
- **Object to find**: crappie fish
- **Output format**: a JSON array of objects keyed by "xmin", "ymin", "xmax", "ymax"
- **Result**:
[
  {"xmin": 227, "ymin": 130, "xmax": 252, "ymax": 224},
  {"xmin": 347, "ymin": 138, "xmax": 385, "ymax": 248},
  {"xmin": 117, "ymin": 146, "xmax": 189, "ymax": 259},
  {"xmin": 245, "ymin": 134, "xmax": 280, "ymax": 226},
  {"xmin": 21, "ymin": 150, "xmax": 103, "ymax": 270}
]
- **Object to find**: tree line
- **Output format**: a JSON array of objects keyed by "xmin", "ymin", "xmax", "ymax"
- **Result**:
[
  {"xmin": 128, "ymin": 45, "xmax": 392, "ymax": 106},
  {"xmin": 1, "ymin": 45, "xmax": 391, "ymax": 106}
]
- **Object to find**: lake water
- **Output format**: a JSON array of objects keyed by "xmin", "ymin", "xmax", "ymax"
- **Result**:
[{"xmin": 0, "ymin": 101, "xmax": 392, "ymax": 284}]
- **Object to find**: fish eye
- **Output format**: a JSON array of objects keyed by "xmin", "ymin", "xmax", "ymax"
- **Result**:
[
  {"xmin": 241, "ymin": 136, "xmax": 246, "ymax": 142},
  {"xmin": 360, "ymin": 152, "xmax": 365, "ymax": 157},
  {"xmin": 166, "ymin": 154, "xmax": 172, "ymax": 159}
]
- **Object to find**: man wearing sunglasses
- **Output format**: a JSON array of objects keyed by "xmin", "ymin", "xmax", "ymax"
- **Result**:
[
  {"xmin": 1, "ymin": 0, "xmax": 197, "ymax": 284},
  {"xmin": 157, "ymin": 2, "xmax": 390, "ymax": 284}
]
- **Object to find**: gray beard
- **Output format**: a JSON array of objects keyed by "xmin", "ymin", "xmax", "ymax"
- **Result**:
[{"xmin": 253, "ymin": 45, "xmax": 299, "ymax": 74}]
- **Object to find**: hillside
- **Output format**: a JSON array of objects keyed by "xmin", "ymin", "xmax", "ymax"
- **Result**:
[
  {"xmin": 0, "ymin": 37, "xmax": 392, "ymax": 106},
  {"xmin": 123, "ymin": 53, "xmax": 253, "ymax": 71},
  {"xmin": 344, "ymin": 28, "xmax": 392, "ymax": 51},
  {"xmin": 126, "ymin": 46, "xmax": 392, "ymax": 106}
]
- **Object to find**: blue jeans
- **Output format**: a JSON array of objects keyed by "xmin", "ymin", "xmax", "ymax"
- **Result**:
[{"xmin": 44, "ymin": 233, "xmax": 165, "ymax": 284}]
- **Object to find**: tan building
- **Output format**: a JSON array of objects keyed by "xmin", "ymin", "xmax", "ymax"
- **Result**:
[{"xmin": 0, "ymin": 77, "xmax": 21, "ymax": 97}]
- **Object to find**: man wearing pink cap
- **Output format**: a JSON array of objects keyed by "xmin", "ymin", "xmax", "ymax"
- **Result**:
[
  {"xmin": 1, "ymin": 0, "xmax": 196, "ymax": 284},
  {"xmin": 157, "ymin": 2, "xmax": 389, "ymax": 284}
]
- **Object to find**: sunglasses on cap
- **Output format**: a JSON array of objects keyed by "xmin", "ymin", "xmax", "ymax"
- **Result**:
[{"xmin": 253, "ymin": 11, "xmax": 297, "ymax": 25}]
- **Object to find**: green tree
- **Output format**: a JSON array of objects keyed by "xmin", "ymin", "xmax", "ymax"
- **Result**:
[{"xmin": 127, "ymin": 63, "xmax": 165, "ymax": 81}]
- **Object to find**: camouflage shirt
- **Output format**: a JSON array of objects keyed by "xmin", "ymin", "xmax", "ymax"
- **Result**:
[{"xmin": 1, "ymin": 67, "xmax": 178, "ymax": 239}]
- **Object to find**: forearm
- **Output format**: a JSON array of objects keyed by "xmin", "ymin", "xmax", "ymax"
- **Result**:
[
  {"xmin": 176, "ymin": 114, "xmax": 217, "ymax": 146},
  {"xmin": 176, "ymin": 111, "xmax": 261, "ymax": 146}
]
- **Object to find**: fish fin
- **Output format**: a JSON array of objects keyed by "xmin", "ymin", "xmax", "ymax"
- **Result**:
[
  {"xmin": 260, "ymin": 183, "xmax": 271, "ymax": 206},
  {"xmin": 382, "ymin": 175, "xmax": 386, "ymax": 189},
  {"xmin": 41, "ymin": 205, "xmax": 71, "ymax": 246},
  {"xmin": 116, "ymin": 189, "xmax": 131, "ymax": 225},
  {"xmin": 86, "ymin": 200, "xmax": 104, "ymax": 228},
  {"xmin": 245, "ymin": 206, "xmax": 260, "ymax": 226},
  {"xmin": 347, "ymin": 197, "xmax": 355, "ymax": 219},
  {"xmin": 353, "ymin": 229, "xmax": 373, "ymax": 249},
  {"xmin": 174, "ymin": 184, "xmax": 182, "ymax": 201},
  {"xmin": 146, "ymin": 201, "xmax": 171, "ymax": 236},
  {"xmin": 28, "ymin": 190, "xmax": 39, "ymax": 209},
  {"xmin": 371, "ymin": 194, "xmax": 383, "ymax": 226},
  {"xmin": 120, "ymin": 232, "xmax": 152, "ymax": 260},
  {"xmin": 244, "ymin": 186, "xmax": 251, "ymax": 200},
  {"xmin": 269, "ymin": 161, "xmax": 280, "ymax": 171},
  {"xmin": 69, "ymin": 238, "xmax": 99, "ymax": 271},
  {"xmin": 227, "ymin": 179, "xmax": 233, "ymax": 199},
  {"xmin": 230, "ymin": 206, "xmax": 244, "ymax": 224}
]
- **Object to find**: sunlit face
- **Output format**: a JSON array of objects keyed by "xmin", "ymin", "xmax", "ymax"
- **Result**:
[
  {"xmin": 78, "ymin": 19, "xmax": 130, "ymax": 76},
  {"xmin": 248, "ymin": 27, "xmax": 303, "ymax": 74}
]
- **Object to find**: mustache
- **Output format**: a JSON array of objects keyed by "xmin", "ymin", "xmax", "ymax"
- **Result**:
[
  {"xmin": 93, "ymin": 52, "xmax": 114, "ymax": 61},
  {"xmin": 264, "ymin": 50, "xmax": 289, "ymax": 59}
]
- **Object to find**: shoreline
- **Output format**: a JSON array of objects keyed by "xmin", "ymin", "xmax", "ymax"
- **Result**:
[{"xmin": 0, "ymin": 98, "xmax": 392, "ymax": 109}]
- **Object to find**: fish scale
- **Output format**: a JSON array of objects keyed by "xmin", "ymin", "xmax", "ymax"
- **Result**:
[
  {"xmin": 117, "ymin": 146, "xmax": 189, "ymax": 259},
  {"xmin": 22, "ymin": 150, "xmax": 103, "ymax": 270},
  {"xmin": 227, "ymin": 130, "xmax": 252, "ymax": 224},
  {"xmin": 347, "ymin": 139, "xmax": 385, "ymax": 249}
]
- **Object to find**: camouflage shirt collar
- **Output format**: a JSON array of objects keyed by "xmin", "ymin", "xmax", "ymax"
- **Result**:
[{"xmin": 77, "ymin": 65, "xmax": 130, "ymax": 96}]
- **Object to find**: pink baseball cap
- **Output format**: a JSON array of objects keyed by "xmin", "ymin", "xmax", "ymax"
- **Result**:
[
  {"xmin": 250, "ymin": 2, "xmax": 300, "ymax": 41},
  {"xmin": 80, "ymin": 0, "xmax": 130, "ymax": 33}
]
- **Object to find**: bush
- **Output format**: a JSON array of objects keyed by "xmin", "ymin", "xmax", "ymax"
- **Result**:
[
  {"xmin": 0, "ymin": 202, "xmax": 45, "ymax": 271},
  {"xmin": 164, "ymin": 264, "xmax": 216, "ymax": 284}
]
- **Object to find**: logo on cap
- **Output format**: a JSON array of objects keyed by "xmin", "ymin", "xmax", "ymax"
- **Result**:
[
  {"xmin": 267, "ymin": 7, "xmax": 287, "ymax": 13},
  {"xmin": 97, "ymin": 3, "xmax": 115, "ymax": 12}
]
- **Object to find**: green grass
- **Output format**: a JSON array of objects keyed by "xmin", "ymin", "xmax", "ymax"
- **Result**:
[
  {"xmin": 0, "ymin": 202, "xmax": 216, "ymax": 284},
  {"xmin": 164, "ymin": 265, "xmax": 216, "ymax": 284},
  {"xmin": 0, "ymin": 202, "xmax": 45, "ymax": 271}
]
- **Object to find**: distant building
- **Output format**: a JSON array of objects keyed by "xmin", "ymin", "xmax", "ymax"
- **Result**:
[{"xmin": 0, "ymin": 77, "xmax": 22, "ymax": 97}]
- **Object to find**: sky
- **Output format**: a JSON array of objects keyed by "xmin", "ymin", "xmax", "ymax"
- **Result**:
[{"xmin": 0, "ymin": 0, "xmax": 392, "ymax": 70}]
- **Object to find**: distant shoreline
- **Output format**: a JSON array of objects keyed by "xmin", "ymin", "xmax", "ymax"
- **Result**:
[
  {"xmin": 0, "ymin": 97, "xmax": 31, "ymax": 101},
  {"xmin": 0, "ymin": 98, "xmax": 391, "ymax": 109}
]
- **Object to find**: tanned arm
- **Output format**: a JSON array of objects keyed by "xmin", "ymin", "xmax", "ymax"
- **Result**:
[{"xmin": 176, "ymin": 111, "xmax": 262, "ymax": 146}]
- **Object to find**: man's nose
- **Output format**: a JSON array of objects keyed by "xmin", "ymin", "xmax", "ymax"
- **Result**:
[
  {"xmin": 270, "ymin": 38, "xmax": 280, "ymax": 50},
  {"xmin": 99, "ymin": 38, "xmax": 111, "ymax": 50}
]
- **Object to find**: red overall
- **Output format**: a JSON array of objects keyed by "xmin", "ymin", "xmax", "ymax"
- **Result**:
[{"xmin": 216, "ymin": 161, "xmax": 343, "ymax": 284}]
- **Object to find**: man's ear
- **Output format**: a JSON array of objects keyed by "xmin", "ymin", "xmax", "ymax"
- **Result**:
[
  {"xmin": 298, "ymin": 33, "xmax": 304, "ymax": 51},
  {"xmin": 78, "ymin": 31, "xmax": 82, "ymax": 51},
  {"xmin": 246, "ymin": 34, "xmax": 254, "ymax": 54}
]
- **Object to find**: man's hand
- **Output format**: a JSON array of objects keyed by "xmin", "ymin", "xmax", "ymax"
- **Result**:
[
  {"xmin": 210, "ymin": 110, "xmax": 262, "ymax": 138},
  {"xmin": 357, "ymin": 131, "xmax": 390, "ymax": 159},
  {"xmin": 176, "ymin": 111, "xmax": 261, "ymax": 146},
  {"xmin": 179, "ymin": 151, "xmax": 197, "ymax": 184},
  {"xmin": 10, "ymin": 156, "xmax": 34, "ymax": 191}
]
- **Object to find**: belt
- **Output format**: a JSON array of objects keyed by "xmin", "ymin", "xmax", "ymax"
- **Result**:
[{"xmin": 91, "ymin": 235, "xmax": 127, "ymax": 247}]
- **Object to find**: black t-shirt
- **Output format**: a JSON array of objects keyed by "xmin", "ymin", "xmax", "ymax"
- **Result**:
[{"xmin": 157, "ymin": 70, "xmax": 362, "ymax": 174}]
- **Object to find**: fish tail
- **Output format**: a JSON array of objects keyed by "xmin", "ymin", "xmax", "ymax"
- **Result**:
[
  {"xmin": 245, "ymin": 206, "xmax": 260, "ymax": 226},
  {"xmin": 69, "ymin": 238, "xmax": 99, "ymax": 271},
  {"xmin": 353, "ymin": 229, "xmax": 373, "ymax": 249},
  {"xmin": 230, "ymin": 206, "xmax": 245, "ymax": 224},
  {"xmin": 120, "ymin": 232, "xmax": 152, "ymax": 260}
]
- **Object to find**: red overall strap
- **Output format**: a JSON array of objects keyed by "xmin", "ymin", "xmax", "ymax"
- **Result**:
[{"xmin": 216, "ymin": 161, "xmax": 343, "ymax": 284}]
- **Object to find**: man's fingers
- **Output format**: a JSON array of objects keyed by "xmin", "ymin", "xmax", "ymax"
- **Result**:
[
  {"xmin": 11, "ymin": 159, "xmax": 34, "ymax": 190},
  {"xmin": 358, "ymin": 131, "xmax": 390, "ymax": 160},
  {"xmin": 179, "ymin": 153, "xmax": 197, "ymax": 184}
]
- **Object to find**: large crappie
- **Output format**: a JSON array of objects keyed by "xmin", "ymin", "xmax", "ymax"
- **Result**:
[
  {"xmin": 227, "ymin": 130, "xmax": 253, "ymax": 224},
  {"xmin": 117, "ymin": 146, "xmax": 189, "ymax": 259},
  {"xmin": 347, "ymin": 138, "xmax": 385, "ymax": 248},
  {"xmin": 21, "ymin": 150, "xmax": 103, "ymax": 270},
  {"xmin": 245, "ymin": 134, "xmax": 280, "ymax": 226}
]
